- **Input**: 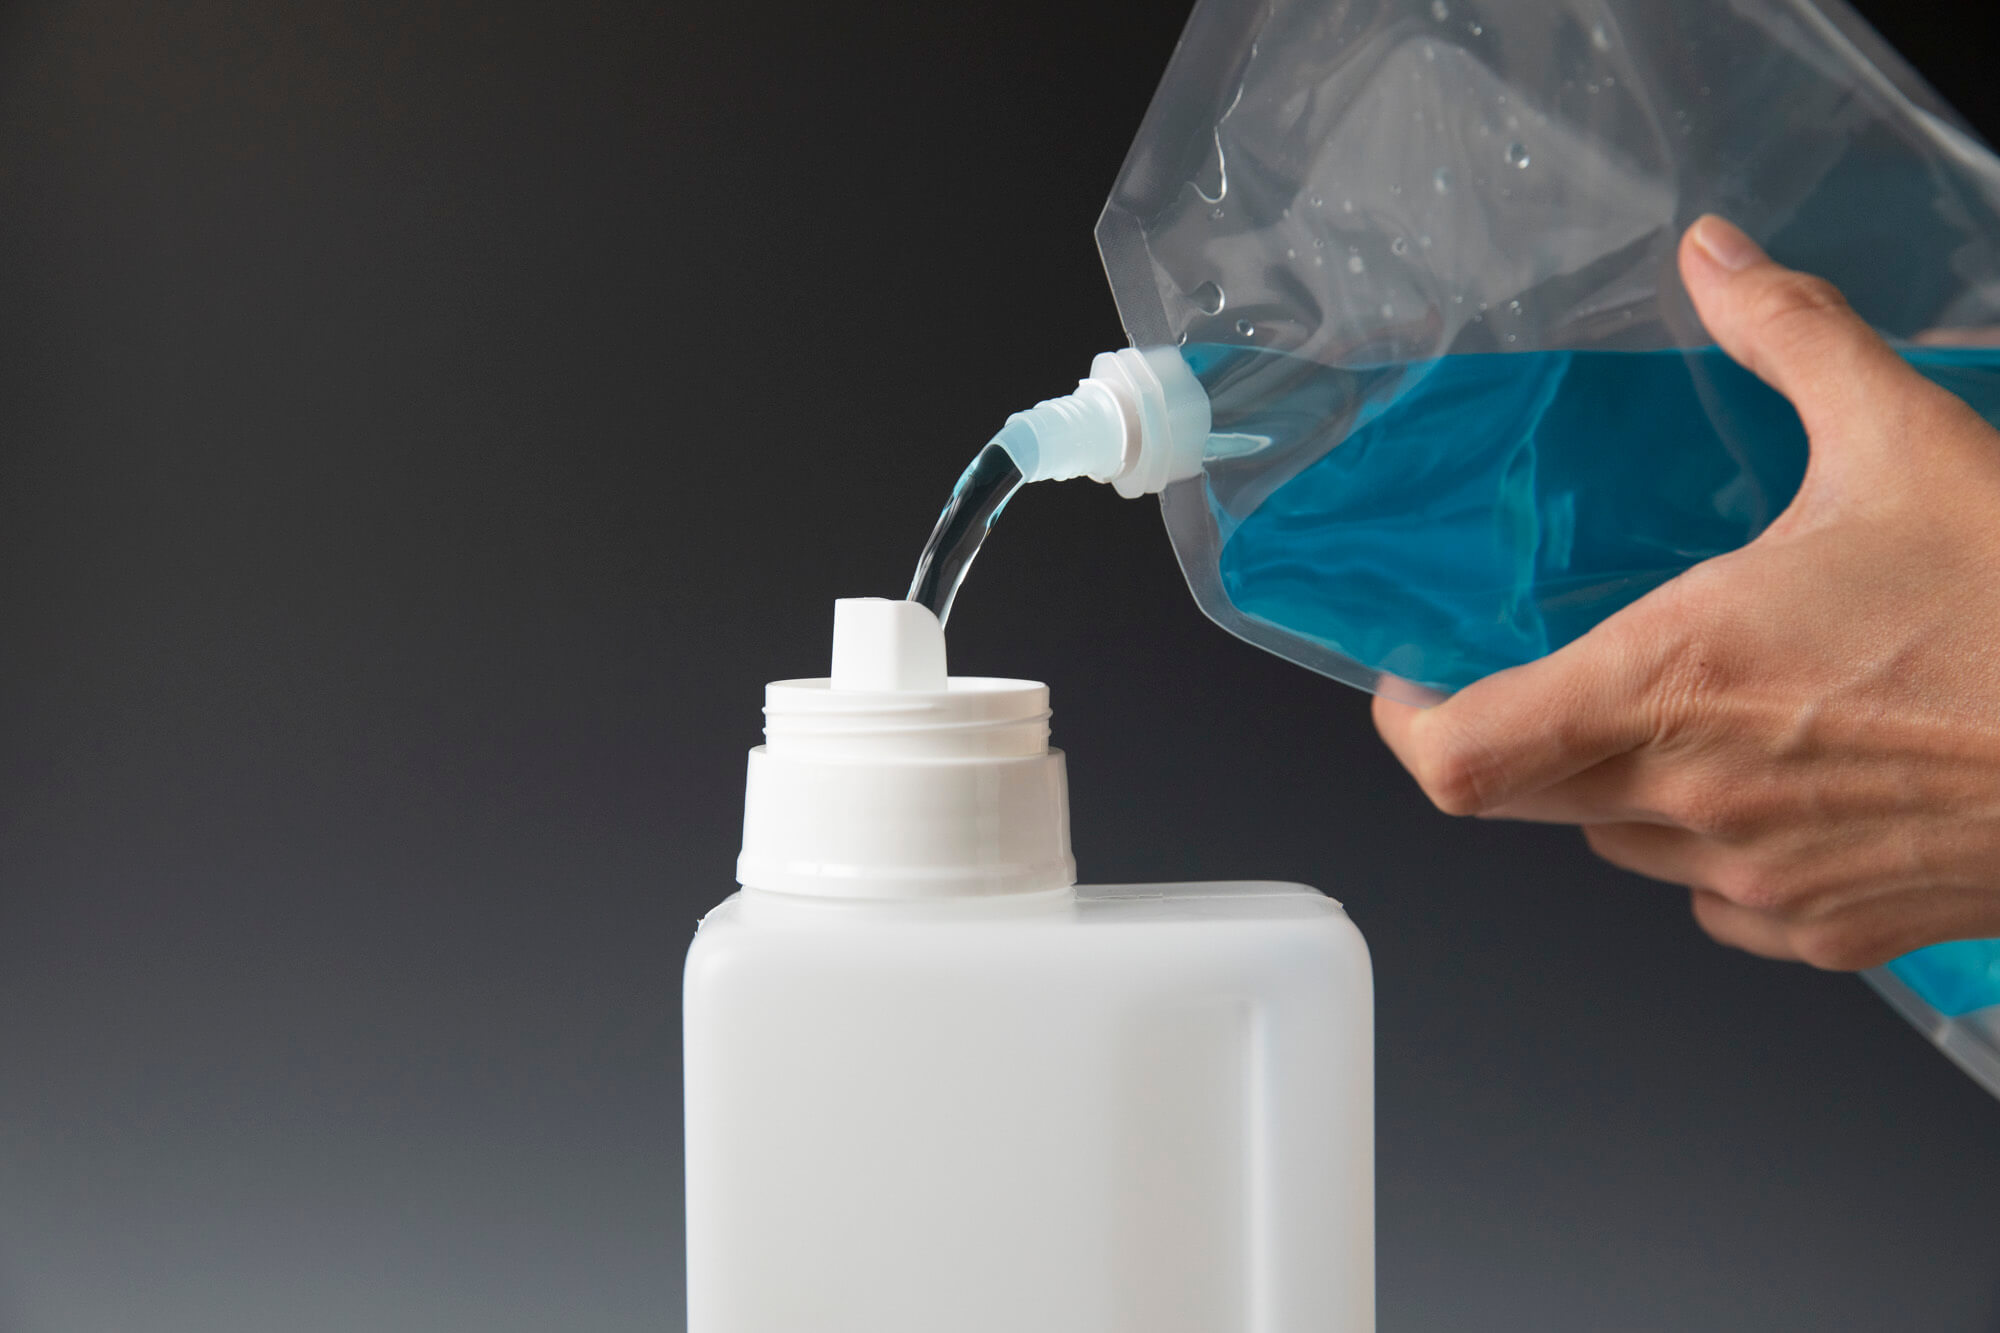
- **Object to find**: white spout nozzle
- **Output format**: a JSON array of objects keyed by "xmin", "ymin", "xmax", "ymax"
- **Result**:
[
  {"xmin": 993, "ymin": 346, "xmax": 1213, "ymax": 498},
  {"xmin": 830, "ymin": 598, "xmax": 948, "ymax": 692}
]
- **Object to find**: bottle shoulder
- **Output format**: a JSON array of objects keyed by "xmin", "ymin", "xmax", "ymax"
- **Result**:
[
  {"xmin": 1076, "ymin": 879, "xmax": 1345, "ymax": 920},
  {"xmin": 695, "ymin": 880, "xmax": 1350, "ymax": 930},
  {"xmin": 685, "ymin": 880, "xmax": 1369, "ymax": 1000}
]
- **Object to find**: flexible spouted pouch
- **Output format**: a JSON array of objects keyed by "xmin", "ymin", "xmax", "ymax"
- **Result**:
[
  {"xmin": 1096, "ymin": 0, "xmax": 2000, "ymax": 698},
  {"xmin": 1091, "ymin": 0, "xmax": 2000, "ymax": 1097}
]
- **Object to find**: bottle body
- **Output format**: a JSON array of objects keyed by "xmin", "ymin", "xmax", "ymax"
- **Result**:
[{"xmin": 684, "ymin": 880, "xmax": 1373, "ymax": 1333}]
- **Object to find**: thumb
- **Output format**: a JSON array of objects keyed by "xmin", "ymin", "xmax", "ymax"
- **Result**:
[{"xmin": 1678, "ymin": 215, "xmax": 1917, "ymax": 440}]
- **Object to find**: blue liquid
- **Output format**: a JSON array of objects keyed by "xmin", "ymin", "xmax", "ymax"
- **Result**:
[
  {"xmin": 908, "ymin": 440, "xmax": 1025, "ymax": 626},
  {"xmin": 1889, "ymin": 940, "xmax": 2000, "ymax": 1018},
  {"xmin": 1189, "ymin": 341, "xmax": 2000, "ymax": 1019},
  {"xmin": 1194, "ymin": 343, "xmax": 2000, "ymax": 694}
]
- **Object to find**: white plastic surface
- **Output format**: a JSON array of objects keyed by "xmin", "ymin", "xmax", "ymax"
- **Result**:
[
  {"xmin": 684, "ymin": 880, "xmax": 1374, "ymax": 1333},
  {"xmin": 696, "ymin": 603, "xmax": 1374, "ymax": 1330},
  {"xmin": 829, "ymin": 596, "xmax": 948, "ymax": 692},
  {"xmin": 997, "ymin": 345, "xmax": 1213, "ymax": 496},
  {"xmin": 736, "ymin": 599, "xmax": 1072, "ymax": 898}
]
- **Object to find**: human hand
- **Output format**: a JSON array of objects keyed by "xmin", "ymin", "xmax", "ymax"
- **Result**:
[{"xmin": 1372, "ymin": 215, "xmax": 2000, "ymax": 970}]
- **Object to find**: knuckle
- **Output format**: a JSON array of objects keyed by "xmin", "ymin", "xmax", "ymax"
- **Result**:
[
  {"xmin": 1644, "ymin": 628, "xmax": 1733, "ymax": 748},
  {"xmin": 1687, "ymin": 888, "xmax": 1775, "ymax": 958},
  {"xmin": 1410, "ymin": 712, "xmax": 1501, "ymax": 816},
  {"xmin": 1582, "ymin": 824, "xmax": 1649, "ymax": 877},
  {"xmin": 1750, "ymin": 272, "xmax": 1850, "ymax": 350},
  {"xmin": 1710, "ymin": 858, "xmax": 1800, "ymax": 914},
  {"xmin": 1688, "ymin": 888, "xmax": 1733, "ymax": 938},
  {"xmin": 1417, "ymin": 745, "xmax": 1488, "ymax": 817},
  {"xmin": 1581, "ymin": 823, "xmax": 1624, "ymax": 860},
  {"xmin": 1653, "ymin": 777, "xmax": 1749, "ymax": 839},
  {"xmin": 1788, "ymin": 921, "xmax": 1888, "ymax": 973}
]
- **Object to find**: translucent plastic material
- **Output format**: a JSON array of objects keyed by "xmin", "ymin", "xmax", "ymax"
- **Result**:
[
  {"xmin": 1092, "ymin": 0, "xmax": 2000, "ymax": 1098},
  {"xmin": 1869, "ymin": 945, "xmax": 2000, "ymax": 1101},
  {"xmin": 1096, "ymin": 0, "xmax": 2000, "ymax": 701},
  {"xmin": 685, "ymin": 882, "xmax": 1373, "ymax": 1332},
  {"xmin": 690, "ymin": 603, "xmax": 1373, "ymax": 1328}
]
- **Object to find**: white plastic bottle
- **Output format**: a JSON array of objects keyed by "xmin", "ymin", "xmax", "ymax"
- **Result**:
[{"xmin": 683, "ymin": 598, "xmax": 1373, "ymax": 1333}]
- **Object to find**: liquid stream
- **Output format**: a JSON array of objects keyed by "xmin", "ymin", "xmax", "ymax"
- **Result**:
[{"xmin": 907, "ymin": 438, "xmax": 1024, "ymax": 626}]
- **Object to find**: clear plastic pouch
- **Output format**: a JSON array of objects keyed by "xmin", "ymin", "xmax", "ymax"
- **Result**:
[
  {"xmin": 1099, "ymin": 0, "xmax": 2000, "ymax": 698},
  {"xmin": 1094, "ymin": 0, "xmax": 2000, "ymax": 1094}
]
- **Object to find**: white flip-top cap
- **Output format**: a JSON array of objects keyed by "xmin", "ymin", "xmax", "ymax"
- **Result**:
[{"xmin": 735, "ymin": 599, "xmax": 1075, "ymax": 899}]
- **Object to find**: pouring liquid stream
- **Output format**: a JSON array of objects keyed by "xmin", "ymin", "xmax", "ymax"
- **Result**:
[{"xmin": 907, "ymin": 439, "xmax": 1026, "ymax": 625}]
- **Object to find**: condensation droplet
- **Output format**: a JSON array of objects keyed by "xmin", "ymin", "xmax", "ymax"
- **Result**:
[
  {"xmin": 1381, "ymin": 303, "xmax": 1395, "ymax": 320},
  {"xmin": 1309, "ymin": 194, "xmax": 1324, "ymax": 208},
  {"xmin": 1390, "ymin": 182, "xmax": 1403, "ymax": 195},
  {"xmin": 1313, "ymin": 255, "xmax": 1325, "ymax": 267},
  {"xmin": 1190, "ymin": 280, "xmax": 1225, "ymax": 315},
  {"xmin": 1478, "ymin": 301, "xmax": 1490, "ymax": 312},
  {"xmin": 1286, "ymin": 247, "xmax": 1297, "ymax": 260},
  {"xmin": 1176, "ymin": 331, "xmax": 1188, "ymax": 345},
  {"xmin": 1235, "ymin": 318, "xmax": 1256, "ymax": 337},
  {"xmin": 1423, "ymin": 43, "xmax": 1437, "ymax": 61},
  {"xmin": 1508, "ymin": 299, "xmax": 1522, "ymax": 314},
  {"xmin": 1453, "ymin": 292, "xmax": 1465, "ymax": 304},
  {"xmin": 1347, "ymin": 254, "xmax": 1367, "ymax": 274},
  {"xmin": 1506, "ymin": 332, "xmax": 1519, "ymax": 343},
  {"xmin": 1341, "ymin": 198, "xmax": 1355, "ymax": 213},
  {"xmin": 1591, "ymin": 22, "xmax": 1611, "ymax": 51},
  {"xmin": 1430, "ymin": 0, "xmax": 1449, "ymax": 19},
  {"xmin": 1391, "ymin": 236, "xmax": 1409, "ymax": 256},
  {"xmin": 1469, "ymin": 21, "xmax": 1483, "ymax": 35},
  {"xmin": 1313, "ymin": 237, "xmax": 1326, "ymax": 249},
  {"xmin": 1418, "ymin": 235, "xmax": 1433, "ymax": 250},
  {"xmin": 1210, "ymin": 206, "xmax": 1225, "ymax": 220},
  {"xmin": 1433, "ymin": 167, "xmax": 1453, "ymax": 194}
]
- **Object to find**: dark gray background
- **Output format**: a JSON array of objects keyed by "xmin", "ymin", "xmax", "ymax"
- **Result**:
[{"xmin": 2, "ymin": 1, "xmax": 1997, "ymax": 1329}]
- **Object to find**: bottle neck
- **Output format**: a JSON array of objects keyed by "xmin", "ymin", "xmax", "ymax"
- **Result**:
[
  {"xmin": 737, "ymin": 675, "xmax": 1075, "ymax": 901},
  {"xmin": 761, "ymin": 677, "xmax": 1051, "ymax": 761}
]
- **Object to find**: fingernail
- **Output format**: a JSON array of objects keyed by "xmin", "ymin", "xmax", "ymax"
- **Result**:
[{"xmin": 1689, "ymin": 215, "xmax": 1765, "ymax": 273}]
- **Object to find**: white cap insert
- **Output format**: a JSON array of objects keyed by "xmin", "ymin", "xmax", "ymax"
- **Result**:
[{"xmin": 830, "ymin": 598, "xmax": 949, "ymax": 692}]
